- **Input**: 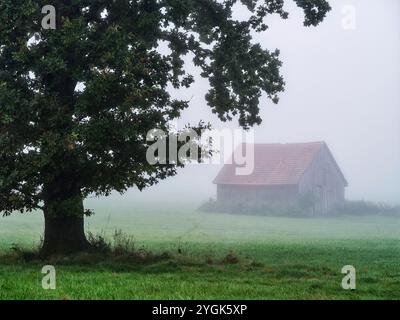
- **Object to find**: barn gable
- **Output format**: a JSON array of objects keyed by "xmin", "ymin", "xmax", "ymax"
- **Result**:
[
  {"xmin": 213, "ymin": 142, "xmax": 334, "ymax": 186},
  {"xmin": 213, "ymin": 142, "xmax": 347, "ymax": 214}
]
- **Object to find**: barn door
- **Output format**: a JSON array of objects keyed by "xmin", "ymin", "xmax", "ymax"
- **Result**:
[
  {"xmin": 321, "ymin": 188, "xmax": 328, "ymax": 215},
  {"xmin": 314, "ymin": 186, "xmax": 327, "ymax": 215}
]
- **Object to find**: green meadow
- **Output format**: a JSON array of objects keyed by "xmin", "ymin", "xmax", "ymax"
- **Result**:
[{"xmin": 0, "ymin": 201, "xmax": 399, "ymax": 300}]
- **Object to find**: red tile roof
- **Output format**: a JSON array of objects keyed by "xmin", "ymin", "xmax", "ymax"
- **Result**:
[{"xmin": 213, "ymin": 142, "xmax": 327, "ymax": 186}]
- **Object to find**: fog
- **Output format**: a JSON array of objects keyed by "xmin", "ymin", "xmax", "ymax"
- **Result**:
[{"xmin": 91, "ymin": 0, "xmax": 400, "ymax": 208}]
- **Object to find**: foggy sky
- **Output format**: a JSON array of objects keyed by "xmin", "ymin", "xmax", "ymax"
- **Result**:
[{"xmin": 93, "ymin": 0, "xmax": 400, "ymax": 207}]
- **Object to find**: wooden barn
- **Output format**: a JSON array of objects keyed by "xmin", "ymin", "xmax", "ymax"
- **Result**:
[{"xmin": 213, "ymin": 142, "xmax": 348, "ymax": 214}]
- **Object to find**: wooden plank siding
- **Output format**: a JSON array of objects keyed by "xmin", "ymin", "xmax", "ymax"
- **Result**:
[
  {"xmin": 214, "ymin": 142, "xmax": 347, "ymax": 215},
  {"xmin": 298, "ymin": 144, "xmax": 346, "ymax": 214},
  {"xmin": 217, "ymin": 184, "xmax": 299, "ymax": 205}
]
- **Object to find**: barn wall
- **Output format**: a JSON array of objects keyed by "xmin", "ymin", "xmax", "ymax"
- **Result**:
[
  {"xmin": 299, "ymin": 145, "xmax": 346, "ymax": 214},
  {"xmin": 217, "ymin": 184, "xmax": 299, "ymax": 205}
]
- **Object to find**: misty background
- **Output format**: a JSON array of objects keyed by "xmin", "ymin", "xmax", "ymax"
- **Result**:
[{"xmin": 88, "ymin": 0, "xmax": 400, "ymax": 209}]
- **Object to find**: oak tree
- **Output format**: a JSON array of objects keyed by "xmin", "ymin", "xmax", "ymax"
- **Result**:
[{"xmin": 0, "ymin": 0, "xmax": 330, "ymax": 255}]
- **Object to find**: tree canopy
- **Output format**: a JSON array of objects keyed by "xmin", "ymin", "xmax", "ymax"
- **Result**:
[{"xmin": 0, "ymin": 0, "xmax": 330, "ymax": 254}]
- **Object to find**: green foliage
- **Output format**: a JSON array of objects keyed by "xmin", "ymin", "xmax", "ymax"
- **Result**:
[
  {"xmin": 0, "ymin": 0, "xmax": 330, "ymax": 216},
  {"xmin": 199, "ymin": 197, "xmax": 315, "ymax": 217},
  {"xmin": 330, "ymin": 201, "xmax": 400, "ymax": 217},
  {"xmin": 200, "ymin": 198, "xmax": 400, "ymax": 217},
  {"xmin": 87, "ymin": 229, "xmax": 136, "ymax": 254}
]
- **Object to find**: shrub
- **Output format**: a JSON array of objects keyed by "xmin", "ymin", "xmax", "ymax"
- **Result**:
[
  {"xmin": 113, "ymin": 229, "xmax": 135, "ymax": 255},
  {"xmin": 87, "ymin": 232, "xmax": 111, "ymax": 254},
  {"xmin": 199, "ymin": 198, "xmax": 400, "ymax": 217},
  {"xmin": 198, "ymin": 198, "xmax": 315, "ymax": 217},
  {"xmin": 330, "ymin": 201, "xmax": 400, "ymax": 216},
  {"xmin": 222, "ymin": 251, "xmax": 240, "ymax": 264}
]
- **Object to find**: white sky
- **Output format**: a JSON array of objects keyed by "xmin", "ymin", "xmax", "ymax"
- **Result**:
[{"xmin": 101, "ymin": 0, "xmax": 400, "ymax": 206}]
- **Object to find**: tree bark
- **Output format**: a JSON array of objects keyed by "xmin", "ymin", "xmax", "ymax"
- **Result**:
[
  {"xmin": 41, "ymin": 189, "xmax": 90, "ymax": 256},
  {"xmin": 42, "ymin": 212, "xmax": 89, "ymax": 256}
]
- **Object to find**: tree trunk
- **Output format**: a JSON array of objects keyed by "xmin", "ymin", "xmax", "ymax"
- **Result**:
[
  {"xmin": 41, "ymin": 190, "xmax": 90, "ymax": 256},
  {"xmin": 42, "ymin": 212, "xmax": 89, "ymax": 256}
]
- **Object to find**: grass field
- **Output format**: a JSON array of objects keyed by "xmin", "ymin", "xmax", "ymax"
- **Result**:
[{"xmin": 0, "ymin": 200, "xmax": 399, "ymax": 300}]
